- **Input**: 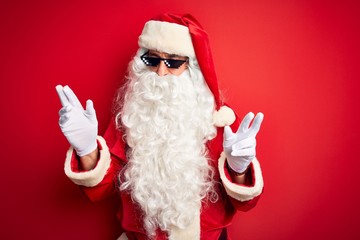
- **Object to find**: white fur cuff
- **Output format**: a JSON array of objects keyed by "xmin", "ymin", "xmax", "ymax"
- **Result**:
[
  {"xmin": 64, "ymin": 136, "xmax": 111, "ymax": 187},
  {"xmin": 218, "ymin": 152, "xmax": 264, "ymax": 201}
]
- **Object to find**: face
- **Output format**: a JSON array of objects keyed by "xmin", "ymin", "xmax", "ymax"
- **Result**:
[{"xmin": 145, "ymin": 50, "xmax": 189, "ymax": 76}]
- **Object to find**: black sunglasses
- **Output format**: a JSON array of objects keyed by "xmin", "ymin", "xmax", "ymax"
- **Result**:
[{"xmin": 140, "ymin": 51, "xmax": 188, "ymax": 69}]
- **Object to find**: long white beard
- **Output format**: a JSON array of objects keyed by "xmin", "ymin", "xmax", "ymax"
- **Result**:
[{"xmin": 116, "ymin": 53, "xmax": 217, "ymax": 236}]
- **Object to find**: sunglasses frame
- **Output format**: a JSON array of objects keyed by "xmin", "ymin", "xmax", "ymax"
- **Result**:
[{"xmin": 140, "ymin": 51, "xmax": 188, "ymax": 69}]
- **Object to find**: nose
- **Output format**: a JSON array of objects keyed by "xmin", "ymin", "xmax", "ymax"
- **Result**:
[{"xmin": 155, "ymin": 61, "xmax": 170, "ymax": 76}]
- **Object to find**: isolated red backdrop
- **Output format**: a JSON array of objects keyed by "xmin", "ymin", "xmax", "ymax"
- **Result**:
[{"xmin": 1, "ymin": 0, "xmax": 359, "ymax": 239}]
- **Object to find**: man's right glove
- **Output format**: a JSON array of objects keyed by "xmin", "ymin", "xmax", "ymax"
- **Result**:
[{"xmin": 56, "ymin": 85, "xmax": 98, "ymax": 157}]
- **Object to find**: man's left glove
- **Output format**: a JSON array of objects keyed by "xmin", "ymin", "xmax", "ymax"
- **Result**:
[{"xmin": 223, "ymin": 112, "xmax": 264, "ymax": 174}]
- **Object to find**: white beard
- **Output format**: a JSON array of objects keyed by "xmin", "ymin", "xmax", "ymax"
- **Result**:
[{"xmin": 115, "ymin": 52, "xmax": 217, "ymax": 236}]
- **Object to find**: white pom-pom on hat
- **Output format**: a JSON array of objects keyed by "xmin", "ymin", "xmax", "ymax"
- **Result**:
[{"xmin": 213, "ymin": 106, "xmax": 236, "ymax": 127}]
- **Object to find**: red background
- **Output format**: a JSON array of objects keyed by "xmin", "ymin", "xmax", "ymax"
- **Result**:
[{"xmin": 1, "ymin": 0, "xmax": 359, "ymax": 239}]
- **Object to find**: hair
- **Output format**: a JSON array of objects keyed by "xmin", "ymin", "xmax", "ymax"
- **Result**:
[{"xmin": 113, "ymin": 48, "xmax": 218, "ymax": 236}]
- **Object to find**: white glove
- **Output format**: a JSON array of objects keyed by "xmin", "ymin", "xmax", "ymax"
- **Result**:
[
  {"xmin": 56, "ymin": 85, "xmax": 98, "ymax": 156},
  {"xmin": 223, "ymin": 112, "xmax": 264, "ymax": 174}
]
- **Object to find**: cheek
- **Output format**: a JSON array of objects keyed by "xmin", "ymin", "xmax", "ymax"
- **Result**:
[
  {"xmin": 171, "ymin": 65, "xmax": 188, "ymax": 76},
  {"xmin": 148, "ymin": 66, "xmax": 158, "ymax": 72}
]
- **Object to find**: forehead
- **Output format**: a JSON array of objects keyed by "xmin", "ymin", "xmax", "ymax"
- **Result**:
[{"xmin": 148, "ymin": 50, "xmax": 187, "ymax": 58}]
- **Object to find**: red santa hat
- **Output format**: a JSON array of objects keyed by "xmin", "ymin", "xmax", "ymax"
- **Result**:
[{"xmin": 138, "ymin": 13, "xmax": 235, "ymax": 126}]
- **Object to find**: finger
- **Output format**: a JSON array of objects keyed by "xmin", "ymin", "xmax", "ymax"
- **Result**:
[
  {"xmin": 224, "ymin": 126, "xmax": 235, "ymax": 140},
  {"xmin": 85, "ymin": 100, "xmax": 97, "ymax": 123},
  {"xmin": 223, "ymin": 126, "xmax": 236, "ymax": 147},
  {"xmin": 58, "ymin": 112, "xmax": 70, "ymax": 126},
  {"xmin": 249, "ymin": 112, "xmax": 264, "ymax": 135},
  {"xmin": 55, "ymin": 85, "xmax": 70, "ymax": 107},
  {"xmin": 232, "ymin": 137, "xmax": 256, "ymax": 151},
  {"xmin": 85, "ymin": 100, "xmax": 95, "ymax": 114},
  {"xmin": 231, "ymin": 147, "xmax": 255, "ymax": 157},
  {"xmin": 63, "ymin": 85, "xmax": 83, "ymax": 109},
  {"xmin": 238, "ymin": 112, "xmax": 255, "ymax": 133},
  {"xmin": 58, "ymin": 105, "xmax": 72, "ymax": 116}
]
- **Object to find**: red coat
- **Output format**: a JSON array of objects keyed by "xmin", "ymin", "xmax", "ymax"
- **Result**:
[{"xmin": 64, "ymin": 108, "xmax": 264, "ymax": 240}]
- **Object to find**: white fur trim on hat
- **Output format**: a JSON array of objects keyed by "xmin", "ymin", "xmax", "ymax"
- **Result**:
[
  {"xmin": 64, "ymin": 136, "xmax": 111, "ymax": 187},
  {"xmin": 138, "ymin": 20, "xmax": 195, "ymax": 58},
  {"xmin": 212, "ymin": 106, "xmax": 236, "ymax": 127},
  {"xmin": 218, "ymin": 152, "xmax": 264, "ymax": 201}
]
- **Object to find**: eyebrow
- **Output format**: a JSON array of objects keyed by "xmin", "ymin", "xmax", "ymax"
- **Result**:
[
  {"xmin": 168, "ymin": 53, "xmax": 181, "ymax": 58},
  {"xmin": 148, "ymin": 51, "xmax": 183, "ymax": 58}
]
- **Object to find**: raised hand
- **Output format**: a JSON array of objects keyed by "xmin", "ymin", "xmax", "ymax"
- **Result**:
[
  {"xmin": 56, "ymin": 85, "xmax": 98, "ymax": 156},
  {"xmin": 223, "ymin": 112, "xmax": 264, "ymax": 174}
]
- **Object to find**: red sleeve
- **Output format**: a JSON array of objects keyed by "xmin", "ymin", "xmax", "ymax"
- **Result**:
[
  {"xmin": 80, "ymin": 119, "xmax": 127, "ymax": 202},
  {"xmin": 223, "ymin": 162, "xmax": 263, "ymax": 211},
  {"xmin": 80, "ymin": 156, "xmax": 122, "ymax": 202}
]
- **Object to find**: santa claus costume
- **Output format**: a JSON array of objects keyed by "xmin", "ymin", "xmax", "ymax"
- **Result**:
[{"xmin": 63, "ymin": 13, "xmax": 264, "ymax": 240}]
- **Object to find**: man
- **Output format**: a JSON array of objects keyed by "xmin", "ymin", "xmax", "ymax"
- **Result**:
[{"xmin": 56, "ymin": 13, "xmax": 264, "ymax": 240}]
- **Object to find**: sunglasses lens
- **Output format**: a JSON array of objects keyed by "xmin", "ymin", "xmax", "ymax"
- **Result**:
[
  {"xmin": 165, "ymin": 59, "xmax": 186, "ymax": 69},
  {"xmin": 142, "ymin": 57, "xmax": 161, "ymax": 67}
]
